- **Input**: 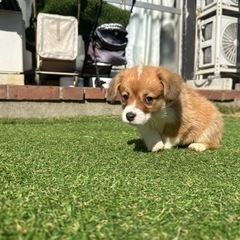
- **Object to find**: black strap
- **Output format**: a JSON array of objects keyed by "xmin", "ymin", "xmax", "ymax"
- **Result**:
[
  {"xmin": 130, "ymin": 0, "xmax": 136, "ymax": 13},
  {"xmin": 90, "ymin": 0, "xmax": 103, "ymax": 87},
  {"xmin": 90, "ymin": 34, "xmax": 103, "ymax": 87},
  {"xmin": 91, "ymin": 0, "xmax": 103, "ymax": 34}
]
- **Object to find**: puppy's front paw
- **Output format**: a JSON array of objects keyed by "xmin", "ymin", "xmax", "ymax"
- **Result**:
[
  {"xmin": 188, "ymin": 143, "xmax": 207, "ymax": 152},
  {"xmin": 152, "ymin": 142, "xmax": 165, "ymax": 152}
]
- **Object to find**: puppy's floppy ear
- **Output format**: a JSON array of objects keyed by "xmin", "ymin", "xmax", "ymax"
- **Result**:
[
  {"xmin": 157, "ymin": 67, "xmax": 183, "ymax": 101},
  {"xmin": 107, "ymin": 70, "xmax": 124, "ymax": 102}
]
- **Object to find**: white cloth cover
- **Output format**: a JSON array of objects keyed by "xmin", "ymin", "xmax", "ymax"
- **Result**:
[{"xmin": 37, "ymin": 13, "xmax": 78, "ymax": 60}]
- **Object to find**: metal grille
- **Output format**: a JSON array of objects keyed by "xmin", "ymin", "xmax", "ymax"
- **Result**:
[
  {"xmin": 231, "ymin": 0, "xmax": 238, "ymax": 4},
  {"xmin": 222, "ymin": 22, "xmax": 240, "ymax": 64}
]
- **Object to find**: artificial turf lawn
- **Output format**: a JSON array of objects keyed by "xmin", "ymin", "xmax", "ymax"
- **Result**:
[{"xmin": 0, "ymin": 116, "xmax": 239, "ymax": 239}]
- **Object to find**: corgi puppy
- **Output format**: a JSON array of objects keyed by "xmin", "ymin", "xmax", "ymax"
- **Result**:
[{"xmin": 107, "ymin": 65, "xmax": 223, "ymax": 152}]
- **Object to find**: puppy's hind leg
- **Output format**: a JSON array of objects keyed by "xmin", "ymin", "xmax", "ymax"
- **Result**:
[
  {"xmin": 188, "ymin": 143, "xmax": 207, "ymax": 152},
  {"xmin": 188, "ymin": 141, "xmax": 221, "ymax": 152},
  {"xmin": 188, "ymin": 129, "xmax": 222, "ymax": 152},
  {"xmin": 188, "ymin": 116, "xmax": 223, "ymax": 152}
]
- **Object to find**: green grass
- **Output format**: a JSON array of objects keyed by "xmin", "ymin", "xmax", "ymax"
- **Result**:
[{"xmin": 0, "ymin": 116, "xmax": 240, "ymax": 240}]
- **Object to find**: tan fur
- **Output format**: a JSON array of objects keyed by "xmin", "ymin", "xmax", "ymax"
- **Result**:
[{"xmin": 108, "ymin": 65, "xmax": 223, "ymax": 152}]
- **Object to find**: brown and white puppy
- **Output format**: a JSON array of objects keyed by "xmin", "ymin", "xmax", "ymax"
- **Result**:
[{"xmin": 108, "ymin": 65, "xmax": 223, "ymax": 152}]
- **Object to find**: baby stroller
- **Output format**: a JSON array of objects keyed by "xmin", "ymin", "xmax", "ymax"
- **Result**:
[
  {"xmin": 81, "ymin": 0, "xmax": 134, "ymax": 87},
  {"xmin": 35, "ymin": 13, "xmax": 79, "ymax": 85}
]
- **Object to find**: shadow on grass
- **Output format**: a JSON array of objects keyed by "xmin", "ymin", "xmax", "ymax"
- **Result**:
[
  {"xmin": 128, "ymin": 139, "xmax": 190, "ymax": 152},
  {"xmin": 127, "ymin": 139, "xmax": 149, "ymax": 152}
]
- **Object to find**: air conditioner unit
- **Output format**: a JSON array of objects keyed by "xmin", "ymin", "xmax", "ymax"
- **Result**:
[
  {"xmin": 201, "ymin": 0, "xmax": 239, "ymax": 10},
  {"xmin": 198, "ymin": 15, "xmax": 240, "ymax": 69}
]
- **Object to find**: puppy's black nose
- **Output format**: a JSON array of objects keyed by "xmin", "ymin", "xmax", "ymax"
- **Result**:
[{"xmin": 126, "ymin": 112, "xmax": 136, "ymax": 122}]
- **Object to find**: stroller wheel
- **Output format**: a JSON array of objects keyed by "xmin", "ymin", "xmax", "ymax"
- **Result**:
[
  {"xmin": 35, "ymin": 73, "xmax": 41, "ymax": 85},
  {"xmin": 73, "ymin": 75, "xmax": 79, "ymax": 87},
  {"xmin": 35, "ymin": 73, "xmax": 45, "ymax": 85}
]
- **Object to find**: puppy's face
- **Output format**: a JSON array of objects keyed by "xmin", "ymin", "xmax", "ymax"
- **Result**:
[{"xmin": 108, "ymin": 65, "xmax": 183, "ymax": 125}]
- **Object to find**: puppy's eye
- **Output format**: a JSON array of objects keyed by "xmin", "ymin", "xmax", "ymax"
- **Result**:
[
  {"xmin": 144, "ymin": 96, "xmax": 153, "ymax": 104},
  {"xmin": 122, "ymin": 93, "xmax": 129, "ymax": 101}
]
